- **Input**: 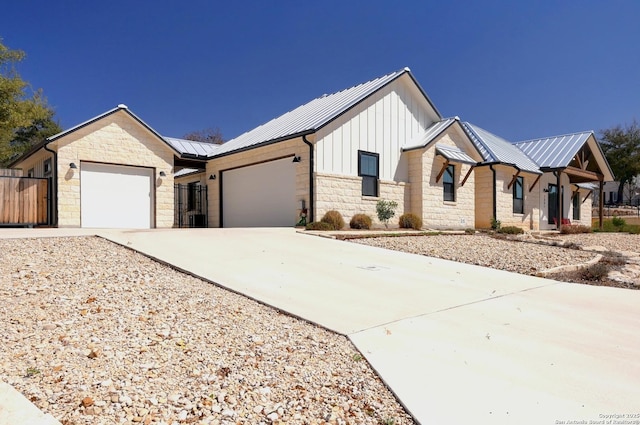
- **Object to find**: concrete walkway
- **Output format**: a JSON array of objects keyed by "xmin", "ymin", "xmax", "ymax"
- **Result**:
[{"xmin": 3, "ymin": 228, "xmax": 640, "ymax": 424}]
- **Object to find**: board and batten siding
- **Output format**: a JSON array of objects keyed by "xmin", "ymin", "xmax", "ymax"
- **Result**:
[{"xmin": 314, "ymin": 76, "xmax": 438, "ymax": 182}]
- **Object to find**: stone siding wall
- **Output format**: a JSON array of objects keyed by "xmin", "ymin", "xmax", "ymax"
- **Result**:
[
  {"xmin": 54, "ymin": 111, "xmax": 175, "ymax": 227},
  {"xmin": 474, "ymin": 167, "xmax": 494, "ymax": 229},
  {"xmin": 315, "ymin": 173, "xmax": 409, "ymax": 227},
  {"xmin": 418, "ymin": 131, "xmax": 478, "ymax": 230}
]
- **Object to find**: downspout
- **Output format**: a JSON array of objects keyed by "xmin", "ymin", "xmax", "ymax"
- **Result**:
[
  {"xmin": 302, "ymin": 135, "xmax": 315, "ymax": 222},
  {"xmin": 43, "ymin": 142, "xmax": 58, "ymax": 227},
  {"xmin": 489, "ymin": 164, "xmax": 497, "ymax": 225}
]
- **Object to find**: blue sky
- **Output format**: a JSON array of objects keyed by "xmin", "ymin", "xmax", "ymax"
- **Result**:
[{"xmin": 2, "ymin": 0, "xmax": 639, "ymax": 143}]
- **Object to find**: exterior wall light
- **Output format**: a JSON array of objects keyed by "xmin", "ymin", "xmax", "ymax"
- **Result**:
[
  {"xmin": 209, "ymin": 174, "xmax": 216, "ymax": 180},
  {"xmin": 159, "ymin": 171, "xmax": 166, "ymax": 177},
  {"xmin": 70, "ymin": 163, "xmax": 78, "ymax": 169},
  {"xmin": 292, "ymin": 156, "xmax": 301, "ymax": 163}
]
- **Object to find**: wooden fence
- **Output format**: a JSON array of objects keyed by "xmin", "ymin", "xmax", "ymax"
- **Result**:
[{"xmin": 0, "ymin": 171, "xmax": 50, "ymax": 226}]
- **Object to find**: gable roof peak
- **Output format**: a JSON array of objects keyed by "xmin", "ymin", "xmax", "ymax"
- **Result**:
[
  {"xmin": 211, "ymin": 67, "xmax": 438, "ymax": 158},
  {"xmin": 515, "ymin": 130, "xmax": 594, "ymax": 145}
]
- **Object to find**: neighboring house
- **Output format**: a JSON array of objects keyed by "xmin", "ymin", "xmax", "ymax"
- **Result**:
[
  {"xmin": 8, "ymin": 68, "xmax": 614, "ymax": 230},
  {"xmin": 593, "ymin": 178, "xmax": 640, "ymax": 206}
]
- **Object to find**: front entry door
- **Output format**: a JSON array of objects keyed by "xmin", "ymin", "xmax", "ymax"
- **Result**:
[{"xmin": 548, "ymin": 184, "xmax": 558, "ymax": 225}]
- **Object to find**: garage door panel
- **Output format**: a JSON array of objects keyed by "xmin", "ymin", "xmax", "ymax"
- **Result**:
[
  {"xmin": 222, "ymin": 157, "xmax": 296, "ymax": 227},
  {"xmin": 80, "ymin": 162, "xmax": 153, "ymax": 228}
]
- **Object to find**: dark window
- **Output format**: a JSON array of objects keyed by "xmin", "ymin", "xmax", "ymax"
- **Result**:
[
  {"xmin": 43, "ymin": 158, "xmax": 52, "ymax": 177},
  {"xmin": 572, "ymin": 191, "xmax": 580, "ymax": 220},
  {"xmin": 513, "ymin": 176, "xmax": 524, "ymax": 214},
  {"xmin": 27, "ymin": 168, "xmax": 34, "ymax": 177},
  {"xmin": 187, "ymin": 182, "xmax": 199, "ymax": 211},
  {"xmin": 358, "ymin": 151, "xmax": 379, "ymax": 197},
  {"xmin": 443, "ymin": 164, "xmax": 455, "ymax": 201}
]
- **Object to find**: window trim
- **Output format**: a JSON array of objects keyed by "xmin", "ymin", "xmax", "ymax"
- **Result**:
[
  {"xmin": 513, "ymin": 176, "xmax": 524, "ymax": 214},
  {"xmin": 358, "ymin": 150, "xmax": 379, "ymax": 197},
  {"xmin": 443, "ymin": 164, "xmax": 455, "ymax": 202}
]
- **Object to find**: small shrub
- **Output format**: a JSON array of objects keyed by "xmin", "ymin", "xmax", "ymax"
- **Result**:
[
  {"xmin": 350, "ymin": 213, "xmax": 372, "ymax": 229},
  {"xmin": 612, "ymin": 216, "xmax": 626, "ymax": 227},
  {"xmin": 376, "ymin": 200, "xmax": 398, "ymax": 228},
  {"xmin": 560, "ymin": 224, "xmax": 592, "ymax": 234},
  {"xmin": 305, "ymin": 221, "xmax": 333, "ymax": 231},
  {"xmin": 398, "ymin": 213, "xmax": 423, "ymax": 230},
  {"xmin": 464, "ymin": 228, "xmax": 476, "ymax": 235},
  {"xmin": 320, "ymin": 210, "xmax": 345, "ymax": 230},
  {"xmin": 497, "ymin": 225, "xmax": 524, "ymax": 234},
  {"xmin": 490, "ymin": 217, "xmax": 501, "ymax": 230},
  {"xmin": 581, "ymin": 263, "xmax": 609, "ymax": 281}
]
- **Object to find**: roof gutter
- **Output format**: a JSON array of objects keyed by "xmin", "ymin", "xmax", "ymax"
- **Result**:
[
  {"xmin": 43, "ymin": 140, "xmax": 57, "ymax": 227},
  {"xmin": 209, "ymin": 130, "xmax": 315, "ymax": 160},
  {"xmin": 179, "ymin": 153, "xmax": 209, "ymax": 161},
  {"xmin": 302, "ymin": 134, "xmax": 314, "ymax": 222}
]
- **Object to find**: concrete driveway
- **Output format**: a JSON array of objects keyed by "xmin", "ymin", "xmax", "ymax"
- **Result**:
[{"xmin": 90, "ymin": 228, "xmax": 640, "ymax": 424}]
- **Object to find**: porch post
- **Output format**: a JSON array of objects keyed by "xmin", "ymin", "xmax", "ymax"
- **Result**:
[{"xmin": 599, "ymin": 180, "xmax": 604, "ymax": 230}]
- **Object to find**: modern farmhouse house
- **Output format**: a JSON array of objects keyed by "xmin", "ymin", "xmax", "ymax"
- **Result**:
[{"xmin": 7, "ymin": 68, "xmax": 613, "ymax": 230}]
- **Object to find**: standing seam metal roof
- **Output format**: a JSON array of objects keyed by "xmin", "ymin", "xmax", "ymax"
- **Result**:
[
  {"xmin": 435, "ymin": 144, "xmax": 477, "ymax": 165},
  {"xmin": 401, "ymin": 117, "xmax": 458, "ymax": 151},
  {"xmin": 514, "ymin": 132, "xmax": 593, "ymax": 169},
  {"xmin": 461, "ymin": 122, "xmax": 541, "ymax": 174},
  {"xmin": 164, "ymin": 137, "xmax": 220, "ymax": 157},
  {"xmin": 210, "ymin": 68, "xmax": 438, "ymax": 157}
]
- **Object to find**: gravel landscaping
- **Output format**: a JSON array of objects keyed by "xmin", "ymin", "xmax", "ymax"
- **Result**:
[
  {"xmin": 0, "ymin": 237, "xmax": 415, "ymax": 425},
  {"xmin": 352, "ymin": 232, "xmax": 640, "ymax": 288},
  {"xmin": 351, "ymin": 233, "xmax": 599, "ymax": 275},
  {"xmin": 2, "ymin": 231, "xmax": 638, "ymax": 425}
]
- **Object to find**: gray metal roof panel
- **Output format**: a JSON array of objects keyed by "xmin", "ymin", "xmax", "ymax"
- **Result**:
[
  {"xmin": 435, "ymin": 144, "xmax": 477, "ymax": 165},
  {"xmin": 211, "ymin": 68, "xmax": 430, "ymax": 157},
  {"xmin": 402, "ymin": 118, "xmax": 458, "ymax": 150},
  {"xmin": 514, "ymin": 132, "xmax": 592, "ymax": 169},
  {"xmin": 174, "ymin": 167, "xmax": 204, "ymax": 178},
  {"xmin": 461, "ymin": 122, "xmax": 541, "ymax": 174},
  {"xmin": 164, "ymin": 137, "xmax": 219, "ymax": 157}
]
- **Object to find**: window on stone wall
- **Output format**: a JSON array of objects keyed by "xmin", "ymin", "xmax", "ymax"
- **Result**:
[
  {"xmin": 513, "ymin": 176, "xmax": 524, "ymax": 214},
  {"xmin": 573, "ymin": 191, "xmax": 580, "ymax": 220},
  {"xmin": 443, "ymin": 164, "xmax": 455, "ymax": 202},
  {"xmin": 358, "ymin": 150, "xmax": 379, "ymax": 197}
]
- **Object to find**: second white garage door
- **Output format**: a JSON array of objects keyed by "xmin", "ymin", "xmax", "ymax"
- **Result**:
[
  {"xmin": 222, "ymin": 157, "xmax": 296, "ymax": 227},
  {"xmin": 80, "ymin": 162, "xmax": 154, "ymax": 228}
]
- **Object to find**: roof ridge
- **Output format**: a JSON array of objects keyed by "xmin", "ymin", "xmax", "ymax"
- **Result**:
[
  {"xmin": 515, "ymin": 130, "xmax": 594, "ymax": 145},
  {"xmin": 311, "ymin": 68, "xmax": 410, "ymax": 102}
]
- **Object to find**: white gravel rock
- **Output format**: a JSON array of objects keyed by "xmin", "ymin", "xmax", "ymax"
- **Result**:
[{"xmin": 0, "ymin": 236, "xmax": 415, "ymax": 425}]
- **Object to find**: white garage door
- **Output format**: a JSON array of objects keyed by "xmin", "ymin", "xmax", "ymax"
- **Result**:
[
  {"xmin": 222, "ymin": 157, "xmax": 296, "ymax": 227},
  {"xmin": 80, "ymin": 162, "xmax": 154, "ymax": 228}
]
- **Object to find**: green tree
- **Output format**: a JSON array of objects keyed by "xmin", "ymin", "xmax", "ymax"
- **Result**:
[
  {"xmin": 0, "ymin": 39, "xmax": 59, "ymax": 166},
  {"xmin": 376, "ymin": 199, "xmax": 398, "ymax": 228},
  {"xmin": 600, "ymin": 121, "xmax": 640, "ymax": 204}
]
